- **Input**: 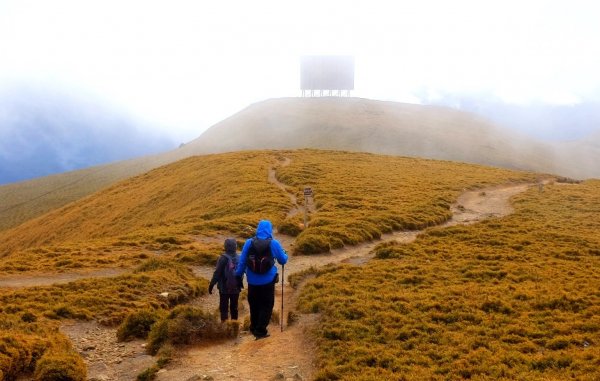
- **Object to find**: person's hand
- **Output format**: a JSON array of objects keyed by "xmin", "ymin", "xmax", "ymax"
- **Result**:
[
  {"xmin": 208, "ymin": 284, "xmax": 214, "ymax": 294},
  {"xmin": 235, "ymin": 275, "xmax": 244, "ymax": 289}
]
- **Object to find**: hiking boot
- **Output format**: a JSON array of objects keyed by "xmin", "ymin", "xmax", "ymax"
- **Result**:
[{"xmin": 254, "ymin": 333, "xmax": 270, "ymax": 340}]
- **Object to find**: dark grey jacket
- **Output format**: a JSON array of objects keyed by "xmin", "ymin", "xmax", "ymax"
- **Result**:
[{"xmin": 209, "ymin": 238, "xmax": 241, "ymax": 294}]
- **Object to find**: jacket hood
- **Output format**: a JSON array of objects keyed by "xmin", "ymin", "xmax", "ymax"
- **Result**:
[
  {"xmin": 224, "ymin": 238, "xmax": 237, "ymax": 254},
  {"xmin": 255, "ymin": 220, "xmax": 273, "ymax": 239}
]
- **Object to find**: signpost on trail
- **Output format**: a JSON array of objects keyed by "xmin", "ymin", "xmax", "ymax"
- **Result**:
[{"xmin": 303, "ymin": 187, "xmax": 313, "ymax": 228}]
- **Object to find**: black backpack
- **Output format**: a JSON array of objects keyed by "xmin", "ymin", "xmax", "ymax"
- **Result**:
[
  {"xmin": 246, "ymin": 238, "xmax": 274, "ymax": 274},
  {"xmin": 222, "ymin": 254, "xmax": 239, "ymax": 294}
]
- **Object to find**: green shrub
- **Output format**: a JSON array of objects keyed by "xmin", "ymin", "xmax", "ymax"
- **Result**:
[
  {"xmin": 33, "ymin": 351, "xmax": 86, "ymax": 381},
  {"xmin": 293, "ymin": 234, "xmax": 330, "ymax": 254},
  {"xmin": 277, "ymin": 219, "xmax": 303, "ymax": 237},
  {"xmin": 146, "ymin": 306, "xmax": 236, "ymax": 355},
  {"xmin": 136, "ymin": 365, "xmax": 159, "ymax": 381},
  {"xmin": 117, "ymin": 309, "xmax": 162, "ymax": 342},
  {"xmin": 146, "ymin": 319, "xmax": 168, "ymax": 355},
  {"xmin": 156, "ymin": 344, "xmax": 174, "ymax": 368}
]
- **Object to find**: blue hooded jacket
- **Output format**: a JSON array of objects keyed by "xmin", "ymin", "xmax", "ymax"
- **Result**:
[{"xmin": 236, "ymin": 220, "xmax": 288, "ymax": 286}]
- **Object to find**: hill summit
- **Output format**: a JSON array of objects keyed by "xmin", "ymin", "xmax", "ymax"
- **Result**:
[
  {"xmin": 0, "ymin": 97, "xmax": 597, "ymax": 231},
  {"xmin": 182, "ymin": 97, "xmax": 584, "ymax": 177}
]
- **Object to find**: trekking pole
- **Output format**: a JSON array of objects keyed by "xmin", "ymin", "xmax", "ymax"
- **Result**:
[{"xmin": 281, "ymin": 264, "xmax": 285, "ymax": 332}]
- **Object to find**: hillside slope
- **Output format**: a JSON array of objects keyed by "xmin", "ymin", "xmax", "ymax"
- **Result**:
[
  {"xmin": 184, "ymin": 98, "xmax": 567, "ymax": 174},
  {"xmin": 1, "ymin": 97, "xmax": 594, "ymax": 231},
  {"xmin": 0, "ymin": 150, "xmax": 538, "ymax": 264}
]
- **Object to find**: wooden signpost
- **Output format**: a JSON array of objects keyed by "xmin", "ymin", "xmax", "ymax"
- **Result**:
[{"xmin": 303, "ymin": 187, "xmax": 313, "ymax": 228}]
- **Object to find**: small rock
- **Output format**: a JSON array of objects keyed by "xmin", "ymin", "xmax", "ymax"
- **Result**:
[
  {"xmin": 159, "ymin": 292, "xmax": 169, "ymax": 298},
  {"xmin": 83, "ymin": 345, "xmax": 96, "ymax": 351},
  {"xmin": 293, "ymin": 374, "xmax": 303, "ymax": 381}
]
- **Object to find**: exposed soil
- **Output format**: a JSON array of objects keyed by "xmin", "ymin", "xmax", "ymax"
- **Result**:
[
  {"xmin": 60, "ymin": 321, "xmax": 155, "ymax": 381},
  {"xmin": 8, "ymin": 157, "xmax": 535, "ymax": 381}
]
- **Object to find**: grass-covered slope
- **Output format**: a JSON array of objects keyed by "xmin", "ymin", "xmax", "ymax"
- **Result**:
[
  {"xmin": 2, "ymin": 97, "xmax": 583, "ymax": 233},
  {"xmin": 0, "ymin": 152, "xmax": 290, "ymax": 259},
  {"xmin": 298, "ymin": 181, "xmax": 600, "ymax": 380},
  {"xmin": 277, "ymin": 150, "xmax": 537, "ymax": 254},
  {"xmin": 0, "ymin": 149, "xmax": 575, "ymax": 379},
  {"xmin": 0, "ymin": 259, "xmax": 205, "ymax": 380},
  {"xmin": 0, "ymin": 150, "xmax": 537, "ymax": 272}
]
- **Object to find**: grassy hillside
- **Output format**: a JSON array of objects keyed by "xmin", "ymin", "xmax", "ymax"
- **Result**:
[
  {"xmin": 298, "ymin": 181, "xmax": 600, "ymax": 380},
  {"xmin": 186, "ymin": 98, "xmax": 578, "ymax": 176},
  {"xmin": 2, "ymin": 97, "xmax": 587, "ymax": 233},
  {"xmin": 0, "ymin": 149, "xmax": 594, "ymax": 379},
  {"xmin": 0, "ymin": 150, "xmax": 537, "ymax": 272},
  {"xmin": 0, "ymin": 150, "xmax": 186, "ymax": 232}
]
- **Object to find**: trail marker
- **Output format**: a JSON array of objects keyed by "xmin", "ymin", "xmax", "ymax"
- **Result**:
[{"xmin": 303, "ymin": 187, "xmax": 313, "ymax": 228}]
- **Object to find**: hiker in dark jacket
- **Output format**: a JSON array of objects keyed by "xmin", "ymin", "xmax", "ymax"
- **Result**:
[
  {"xmin": 235, "ymin": 220, "xmax": 288, "ymax": 339},
  {"xmin": 209, "ymin": 238, "xmax": 242, "ymax": 322}
]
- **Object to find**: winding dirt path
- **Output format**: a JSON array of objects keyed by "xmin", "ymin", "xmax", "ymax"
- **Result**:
[
  {"xmin": 5, "ymin": 156, "xmax": 534, "ymax": 381},
  {"xmin": 268, "ymin": 157, "xmax": 316, "ymax": 220},
  {"xmin": 156, "ymin": 162, "xmax": 534, "ymax": 381}
]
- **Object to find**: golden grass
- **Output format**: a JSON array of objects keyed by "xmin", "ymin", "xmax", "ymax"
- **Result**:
[
  {"xmin": 0, "ymin": 152, "xmax": 289, "ymax": 253},
  {"xmin": 0, "ymin": 152, "xmax": 294, "ymax": 273},
  {"xmin": 0, "ymin": 149, "xmax": 546, "ymax": 378},
  {"xmin": 0, "ymin": 259, "xmax": 206, "ymax": 379},
  {"xmin": 4, "ymin": 97, "xmax": 582, "ymax": 233},
  {"xmin": 278, "ymin": 150, "xmax": 538, "ymax": 254},
  {"xmin": 0, "ymin": 150, "xmax": 538, "ymax": 271},
  {"xmin": 297, "ymin": 181, "xmax": 600, "ymax": 380}
]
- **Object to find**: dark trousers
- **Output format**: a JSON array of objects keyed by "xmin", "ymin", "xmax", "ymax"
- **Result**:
[
  {"xmin": 247, "ymin": 282, "xmax": 275, "ymax": 337},
  {"xmin": 219, "ymin": 293, "xmax": 239, "ymax": 322}
]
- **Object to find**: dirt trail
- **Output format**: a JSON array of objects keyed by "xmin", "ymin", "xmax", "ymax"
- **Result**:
[
  {"xmin": 0, "ymin": 268, "xmax": 128, "ymax": 288},
  {"xmin": 269, "ymin": 157, "xmax": 316, "ymax": 219},
  {"xmin": 156, "ymin": 163, "xmax": 534, "ymax": 381},
  {"xmin": 6, "ymin": 157, "xmax": 534, "ymax": 381}
]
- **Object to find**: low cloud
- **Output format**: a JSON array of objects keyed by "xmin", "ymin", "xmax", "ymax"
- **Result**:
[{"xmin": 0, "ymin": 85, "xmax": 175, "ymax": 184}]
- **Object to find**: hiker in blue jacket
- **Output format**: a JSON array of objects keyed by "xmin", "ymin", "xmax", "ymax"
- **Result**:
[
  {"xmin": 236, "ymin": 220, "xmax": 288, "ymax": 339},
  {"xmin": 209, "ymin": 238, "xmax": 242, "ymax": 322}
]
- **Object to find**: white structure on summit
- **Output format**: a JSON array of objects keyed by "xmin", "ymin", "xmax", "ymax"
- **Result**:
[{"xmin": 300, "ymin": 56, "xmax": 354, "ymax": 97}]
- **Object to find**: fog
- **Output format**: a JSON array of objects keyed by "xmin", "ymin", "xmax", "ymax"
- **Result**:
[
  {"xmin": 1, "ymin": 0, "xmax": 600, "ymax": 182},
  {"xmin": 424, "ymin": 93, "xmax": 600, "ymax": 141},
  {"xmin": 0, "ymin": 85, "xmax": 175, "ymax": 184}
]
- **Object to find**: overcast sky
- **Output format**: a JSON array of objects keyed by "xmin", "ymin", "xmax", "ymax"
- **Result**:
[{"xmin": 1, "ymin": 0, "xmax": 599, "ymax": 142}]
